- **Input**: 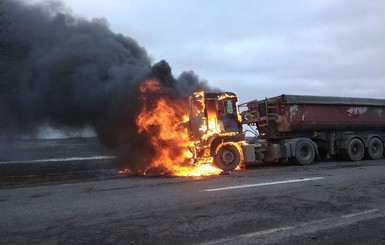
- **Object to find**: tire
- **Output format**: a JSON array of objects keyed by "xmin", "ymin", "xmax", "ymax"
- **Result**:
[
  {"xmin": 345, "ymin": 138, "xmax": 364, "ymax": 161},
  {"xmin": 294, "ymin": 140, "xmax": 316, "ymax": 165},
  {"xmin": 214, "ymin": 144, "xmax": 241, "ymax": 171},
  {"xmin": 366, "ymin": 137, "xmax": 383, "ymax": 160}
]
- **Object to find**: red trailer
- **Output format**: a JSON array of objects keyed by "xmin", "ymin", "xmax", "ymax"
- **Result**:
[{"xmin": 239, "ymin": 94, "xmax": 385, "ymax": 165}]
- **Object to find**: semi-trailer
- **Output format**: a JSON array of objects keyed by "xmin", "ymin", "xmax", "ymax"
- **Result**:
[{"xmin": 187, "ymin": 91, "xmax": 385, "ymax": 171}]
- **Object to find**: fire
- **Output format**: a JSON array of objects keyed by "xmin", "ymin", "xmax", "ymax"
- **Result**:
[{"xmin": 133, "ymin": 80, "xmax": 222, "ymax": 177}]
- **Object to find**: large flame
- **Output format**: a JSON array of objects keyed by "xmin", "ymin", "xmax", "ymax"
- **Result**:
[{"xmin": 130, "ymin": 79, "xmax": 222, "ymax": 177}]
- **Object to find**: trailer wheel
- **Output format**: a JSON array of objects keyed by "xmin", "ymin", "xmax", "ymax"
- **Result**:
[
  {"xmin": 345, "ymin": 138, "xmax": 364, "ymax": 161},
  {"xmin": 366, "ymin": 137, "xmax": 383, "ymax": 160},
  {"xmin": 214, "ymin": 144, "xmax": 241, "ymax": 171},
  {"xmin": 295, "ymin": 140, "xmax": 316, "ymax": 165},
  {"xmin": 294, "ymin": 140, "xmax": 316, "ymax": 165}
]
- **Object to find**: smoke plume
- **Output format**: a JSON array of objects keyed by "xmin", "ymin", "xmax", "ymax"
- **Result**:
[{"xmin": 0, "ymin": 0, "xmax": 214, "ymax": 171}]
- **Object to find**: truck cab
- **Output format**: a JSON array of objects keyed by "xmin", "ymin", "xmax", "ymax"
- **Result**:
[{"xmin": 188, "ymin": 91, "xmax": 245, "ymax": 171}]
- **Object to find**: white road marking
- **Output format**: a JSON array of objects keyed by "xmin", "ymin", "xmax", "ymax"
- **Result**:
[
  {"xmin": 340, "ymin": 209, "xmax": 379, "ymax": 218},
  {"xmin": 0, "ymin": 156, "xmax": 115, "ymax": 164},
  {"xmin": 199, "ymin": 209, "xmax": 382, "ymax": 245},
  {"xmin": 201, "ymin": 177, "xmax": 325, "ymax": 192},
  {"xmin": 239, "ymin": 226, "xmax": 296, "ymax": 238}
]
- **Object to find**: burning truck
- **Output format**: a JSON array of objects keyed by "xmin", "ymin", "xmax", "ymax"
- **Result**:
[{"xmin": 187, "ymin": 91, "xmax": 385, "ymax": 172}]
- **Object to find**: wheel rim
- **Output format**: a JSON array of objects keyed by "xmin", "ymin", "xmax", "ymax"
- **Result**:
[
  {"xmin": 214, "ymin": 144, "xmax": 241, "ymax": 171},
  {"xmin": 300, "ymin": 146, "xmax": 310, "ymax": 159},
  {"xmin": 221, "ymin": 150, "xmax": 235, "ymax": 165}
]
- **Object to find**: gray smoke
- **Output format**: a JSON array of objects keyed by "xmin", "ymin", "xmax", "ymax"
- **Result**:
[{"xmin": 0, "ymin": 0, "xmax": 213, "ymax": 172}]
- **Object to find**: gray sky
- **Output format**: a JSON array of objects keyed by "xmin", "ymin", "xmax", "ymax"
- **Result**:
[{"xmin": 30, "ymin": 0, "xmax": 385, "ymax": 103}]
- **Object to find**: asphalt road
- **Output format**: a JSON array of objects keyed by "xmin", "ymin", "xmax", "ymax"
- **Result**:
[
  {"xmin": 1, "ymin": 150, "xmax": 385, "ymax": 244},
  {"xmin": 0, "ymin": 138, "xmax": 115, "ymax": 179}
]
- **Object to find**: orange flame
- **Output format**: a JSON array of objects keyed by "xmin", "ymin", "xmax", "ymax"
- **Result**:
[{"xmin": 134, "ymin": 80, "xmax": 222, "ymax": 176}]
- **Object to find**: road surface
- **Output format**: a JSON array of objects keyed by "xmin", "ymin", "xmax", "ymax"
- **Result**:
[
  {"xmin": 1, "ymin": 144, "xmax": 385, "ymax": 245},
  {"xmin": 0, "ymin": 138, "xmax": 115, "ymax": 180}
]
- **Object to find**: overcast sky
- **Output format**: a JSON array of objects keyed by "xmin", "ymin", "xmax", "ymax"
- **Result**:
[{"xmin": 27, "ymin": 0, "xmax": 385, "ymax": 103}]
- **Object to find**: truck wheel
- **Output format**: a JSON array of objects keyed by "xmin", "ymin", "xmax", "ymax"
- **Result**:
[
  {"xmin": 366, "ymin": 137, "xmax": 383, "ymax": 160},
  {"xmin": 294, "ymin": 140, "xmax": 316, "ymax": 165},
  {"xmin": 345, "ymin": 138, "xmax": 364, "ymax": 161},
  {"xmin": 214, "ymin": 144, "xmax": 241, "ymax": 171}
]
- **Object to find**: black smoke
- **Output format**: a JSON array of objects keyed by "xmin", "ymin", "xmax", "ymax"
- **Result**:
[{"xmin": 0, "ymin": 0, "xmax": 214, "ymax": 172}]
